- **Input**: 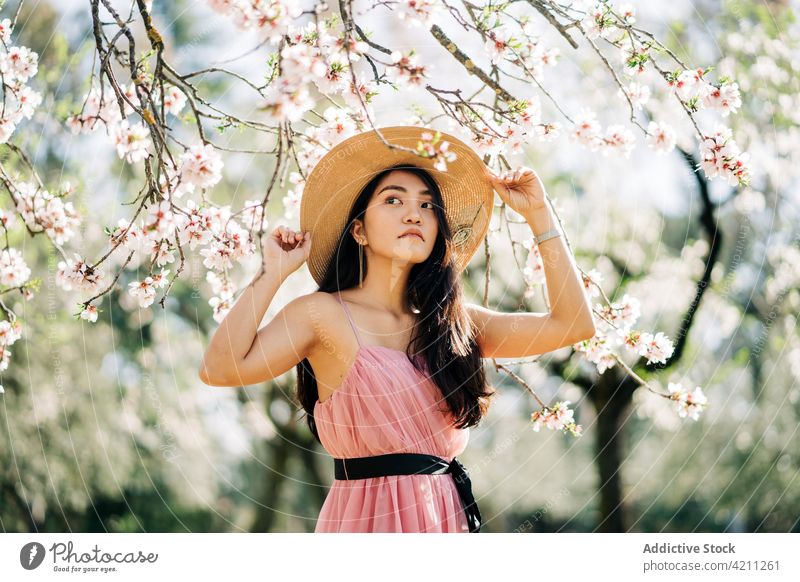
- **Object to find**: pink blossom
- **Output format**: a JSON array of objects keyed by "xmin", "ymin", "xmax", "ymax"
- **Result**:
[
  {"xmin": 702, "ymin": 82, "xmax": 742, "ymax": 117},
  {"xmin": 80, "ymin": 305, "xmax": 99, "ymax": 322},
  {"xmin": 179, "ymin": 143, "xmax": 223, "ymax": 191},
  {"xmin": 672, "ymin": 68, "xmax": 713, "ymax": 101},
  {"xmin": 56, "ymin": 254, "xmax": 105, "ymax": 293},
  {"xmin": 646, "ymin": 121, "xmax": 677, "ymax": 154},
  {"xmin": 161, "ymin": 85, "xmax": 187, "ymax": 116},
  {"xmin": 531, "ymin": 401, "xmax": 582, "ymax": 436},
  {"xmin": 178, "ymin": 200, "xmax": 214, "ymax": 250},
  {"xmin": 637, "ymin": 331, "xmax": 675, "ymax": 365},
  {"xmin": 601, "ymin": 124, "xmax": 636, "ymax": 158},
  {"xmin": 200, "ymin": 238, "xmax": 235, "ymax": 271},
  {"xmin": 394, "ymin": 0, "xmax": 444, "ymax": 28},
  {"xmin": 618, "ymin": 81, "xmax": 651, "ymax": 110},
  {"xmin": 128, "ymin": 277, "xmax": 157, "ymax": 309},
  {"xmin": 151, "ymin": 239, "xmax": 176, "ymax": 267},
  {"xmin": 0, "ymin": 319, "xmax": 22, "ymax": 346},
  {"xmin": 143, "ymin": 200, "xmax": 177, "ymax": 239},
  {"xmin": 699, "ymin": 124, "xmax": 752, "ymax": 186},
  {"xmin": 43, "ymin": 199, "xmax": 79, "ymax": 246},
  {"xmin": 0, "ymin": 45, "xmax": 38, "ymax": 83},
  {"xmin": 483, "ymin": 28, "xmax": 514, "ymax": 66},
  {"xmin": 110, "ymin": 120, "xmax": 151, "ymax": 163},
  {"xmin": 571, "ymin": 108, "xmax": 604, "ymax": 150},
  {"xmin": 0, "ymin": 18, "xmax": 13, "ymax": 44},
  {"xmin": 667, "ymin": 382, "xmax": 708, "ymax": 420},
  {"xmin": 0, "ymin": 248, "xmax": 31, "ymax": 287},
  {"xmin": 387, "ymin": 50, "xmax": 429, "ymax": 86},
  {"xmin": 261, "ymin": 83, "xmax": 315, "ymax": 124},
  {"xmin": 416, "ymin": 131, "xmax": 457, "ymax": 172},
  {"xmin": 66, "ymin": 86, "xmax": 123, "ymax": 134}
]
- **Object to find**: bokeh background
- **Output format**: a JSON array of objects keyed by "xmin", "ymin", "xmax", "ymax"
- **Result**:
[{"xmin": 1, "ymin": 0, "xmax": 798, "ymax": 533}]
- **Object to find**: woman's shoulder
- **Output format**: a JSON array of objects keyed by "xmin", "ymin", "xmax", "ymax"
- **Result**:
[
  {"xmin": 290, "ymin": 290, "xmax": 342, "ymax": 313},
  {"xmin": 276, "ymin": 291, "xmax": 342, "ymax": 331}
]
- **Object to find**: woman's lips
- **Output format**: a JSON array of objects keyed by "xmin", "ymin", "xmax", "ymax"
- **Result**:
[{"xmin": 399, "ymin": 233, "xmax": 424, "ymax": 240}]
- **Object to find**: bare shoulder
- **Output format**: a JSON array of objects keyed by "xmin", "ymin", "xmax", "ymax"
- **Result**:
[
  {"xmin": 291, "ymin": 291, "xmax": 345, "ymax": 352},
  {"xmin": 281, "ymin": 291, "xmax": 339, "ymax": 336}
]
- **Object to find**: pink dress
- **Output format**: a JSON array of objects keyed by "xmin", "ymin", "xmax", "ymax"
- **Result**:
[{"xmin": 313, "ymin": 293, "xmax": 471, "ymax": 533}]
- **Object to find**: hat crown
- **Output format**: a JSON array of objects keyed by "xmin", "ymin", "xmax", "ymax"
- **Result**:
[{"xmin": 299, "ymin": 126, "xmax": 494, "ymax": 285}]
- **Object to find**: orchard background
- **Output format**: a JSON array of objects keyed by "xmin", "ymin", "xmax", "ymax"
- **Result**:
[{"xmin": 0, "ymin": 0, "xmax": 798, "ymax": 532}]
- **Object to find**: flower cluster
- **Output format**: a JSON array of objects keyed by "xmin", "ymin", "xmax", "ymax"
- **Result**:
[
  {"xmin": 386, "ymin": 50, "xmax": 429, "ymax": 87},
  {"xmin": 668, "ymin": 68, "xmax": 743, "ymax": 117},
  {"xmin": 699, "ymin": 124, "xmax": 752, "ymax": 186},
  {"xmin": 618, "ymin": 80, "xmax": 651, "ymax": 110},
  {"xmin": 12, "ymin": 181, "xmax": 81, "ymax": 245},
  {"xmin": 207, "ymin": 0, "xmax": 304, "ymax": 44},
  {"xmin": 580, "ymin": 1, "xmax": 635, "ymax": 41},
  {"xmin": 667, "ymin": 382, "xmax": 708, "ymax": 421},
  {"xmin": 0, "ymin": 248, "xmax": 31, "ymax": 288},
  {"xmin": 127, "ymin": 269, "xmax": 170, "ymax": 309},
  {"xmin": 210, "ymin": 7, "xmax": 380, "ymax": 127},
  {"xmin": 531, "ymin": 401, "xmax": 583, "ymax": 437},
  {"xmin": 0, "ymin": 319, "xmax": 23, "ymax": 392},
  {"xmin": 394, "ymin": 0, "xmax": 444, "ymax": 28},
  {"xmin": 512, "ymin": 22, "xmax": 560, "ymax": 79},
  {"xmin": 0, "ymin": 19, "xmax": 41, "ymax": 144},
  {"xmin": 177, "ymin": 143, "xmax": 224, "ymax": 194},
  {"xmin": 483, "ymin": 28, "xmax": 519, "ymax": 66},
  {"xmin": 645, "ymin": 121, "xmax": 677, "ymax": 154},
  {"xmin": 66, "ymin": 80, "xmax": 198, "ymax": 185},
  {"xmin": 566, "ymin": 3, "xmax": 750, "ymax": 185},
  {"xmin": 57, "ymin": 254, "xmax": 106, "ymax": 293},
  {"xmin": 448, "ymin": 97, "xmax": 558, "ymax": 161},
  {"xmin": 572, "ymin": 293, "xmax": 677, "ymax": 373},
  {"xmin": 207, "ymin": 270, "xmax": 236, "ymax": 323},
  {"xmin": 571, "ymin": 108, "xmax": 636, "ymax": 158},
  {"xmin": 416, "ymin": 131, "xmax": 457, "ymax": 172},
  {"xmin": 69, "ymin": 82, "xmax": 149, "ymax": 162},
  {"xmin": 0, "ymin": 20, "xmax": 71, "ymax": 378}
]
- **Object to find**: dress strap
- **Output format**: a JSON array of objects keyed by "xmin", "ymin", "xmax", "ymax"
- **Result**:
[{"xmin": 336, "ymin": 293, "xmax": 363, "ymax": 347}]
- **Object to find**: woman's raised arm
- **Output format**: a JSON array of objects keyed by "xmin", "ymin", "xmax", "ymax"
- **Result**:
[{"xmin": 198, "ymin": 226, "xmax": 315, "ymax": 386}]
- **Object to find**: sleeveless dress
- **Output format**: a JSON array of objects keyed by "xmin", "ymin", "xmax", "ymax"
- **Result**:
[{"xmin": 313, "ymin": 293, "xmax": 471, "ymax": 533}]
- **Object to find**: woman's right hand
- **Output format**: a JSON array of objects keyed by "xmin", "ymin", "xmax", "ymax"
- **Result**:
[{"xmin": 262, "ymin": 226, "xmax": 312, "ymax": 277}]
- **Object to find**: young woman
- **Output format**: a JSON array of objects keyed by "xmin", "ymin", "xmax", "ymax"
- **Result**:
[{"xmin": 199, "ymin": 126, "xmax": 596, "ymax": 533}]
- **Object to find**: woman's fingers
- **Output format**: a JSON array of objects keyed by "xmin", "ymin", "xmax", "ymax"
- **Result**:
[
  {"xmin": 486, "ymin": 166, "xmax": 536, "ymax": 187},
  {"xmin": 273, "ymin": 226, "xmax": 308, "ymax": 248}
]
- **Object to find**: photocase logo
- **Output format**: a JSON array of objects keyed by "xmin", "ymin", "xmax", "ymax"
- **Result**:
[{"xmin": 19, "ymin": 542, "xmax": 46, "ymax": 570}]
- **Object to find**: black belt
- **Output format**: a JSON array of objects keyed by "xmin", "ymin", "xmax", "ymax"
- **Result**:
[{"xmin": 333, "ymin": 452, "xmax": 482, "ymax": 532}]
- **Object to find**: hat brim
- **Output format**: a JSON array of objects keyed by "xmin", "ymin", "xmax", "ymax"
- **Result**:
[{"xmin": 299, "ymin": 125, "xmax": 495, "ymax": 286}]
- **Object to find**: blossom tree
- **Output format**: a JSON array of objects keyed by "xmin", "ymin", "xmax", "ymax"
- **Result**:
[{"xmin": 1, "ymin": 0, "xmax": 797, "ymax": 531}]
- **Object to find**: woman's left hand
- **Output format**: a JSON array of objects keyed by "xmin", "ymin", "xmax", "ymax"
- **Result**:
[{"xmin": 484, "ymin": 165, "xmax": 548, "ymax": 217}]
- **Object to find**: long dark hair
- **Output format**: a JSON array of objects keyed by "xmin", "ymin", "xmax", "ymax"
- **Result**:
[{"xmin": 296, "ymin": 163, "xmax": 495, "ymax": 444}]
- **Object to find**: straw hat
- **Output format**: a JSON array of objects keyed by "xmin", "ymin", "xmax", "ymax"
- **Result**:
[{"xmin": 299, "ymin": 125, "xmax": 495, "ymax": 286}]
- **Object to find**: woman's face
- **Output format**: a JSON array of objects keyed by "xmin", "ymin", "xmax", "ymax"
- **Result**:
[{"xmin": 354, "ymin": 169, "xmax": 439, "ymax": 266}]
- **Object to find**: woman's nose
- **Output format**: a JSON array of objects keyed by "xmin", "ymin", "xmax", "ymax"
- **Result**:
[{"xmin": 404, "ymin": 208, "xmax": 422, "ymax": 222}]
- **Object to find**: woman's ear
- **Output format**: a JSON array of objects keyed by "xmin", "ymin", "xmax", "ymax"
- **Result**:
[{"xmin": 351, "ymin": 220, "xmax": 366, "ymax": 244}]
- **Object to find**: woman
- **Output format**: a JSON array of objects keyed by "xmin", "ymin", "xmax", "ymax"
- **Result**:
[{"xmin": 199, "ymin": 126, "xmax": 596, "ymax": 533}]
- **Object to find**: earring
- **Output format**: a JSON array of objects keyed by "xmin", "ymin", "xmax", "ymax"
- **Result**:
[{"xmin": 358, "ymin": 240, "xmax": 364, "ymax": 288}]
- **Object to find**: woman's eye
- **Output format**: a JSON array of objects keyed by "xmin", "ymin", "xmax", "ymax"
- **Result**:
[{"xmin": 385, "ymin": 197, "xmax": 435, "ymax": 209}]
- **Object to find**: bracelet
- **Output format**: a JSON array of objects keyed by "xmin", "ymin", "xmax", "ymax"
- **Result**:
[{"xmin": 533, "ymin": 227, "xmax": 561, "ymax": 245}]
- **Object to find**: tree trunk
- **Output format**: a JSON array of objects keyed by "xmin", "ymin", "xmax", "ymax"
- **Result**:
[{"xmin": 590, "ymin": 376, "xmax": 634, "ymax": 532}]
